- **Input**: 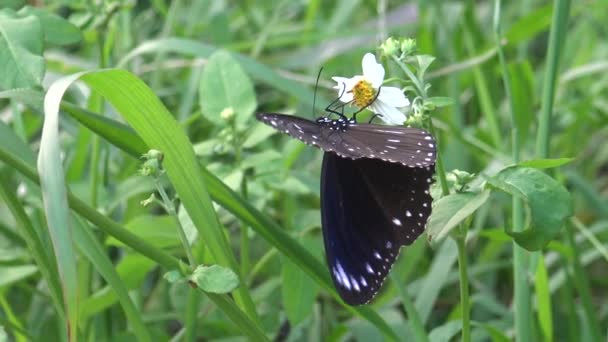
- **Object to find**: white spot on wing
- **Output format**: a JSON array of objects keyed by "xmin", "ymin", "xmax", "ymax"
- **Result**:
[
  {"xmin": 392, "ymin": 218, "xmax": 402, "ymax": 226},
  {"xmin": 406, "ymin": 210, "xmax": 412, "ymax": 217},
  {"xmin": 365, "ymin": 263, "xmax": 374, "ymax": 274}
]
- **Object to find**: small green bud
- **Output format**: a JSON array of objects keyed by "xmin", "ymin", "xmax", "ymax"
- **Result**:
[
  {"xmin": 220, "ymin": 107, "xmax": 235, "ymax": 121},
  {"xmin": 379, "ymin": 37, "xmax": 401, "ymax": 57}
]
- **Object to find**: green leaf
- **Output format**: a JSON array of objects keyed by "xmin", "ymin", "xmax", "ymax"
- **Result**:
[
  {"xmin": 37, "ymin": 72, "xmax": 82, "ymax": 341},
  {"xmin": 199, "ymin": 50, "xmax": 257, "ymax": 127},
  {"xmin": 0, "ymin": 9, "xmax": 45, "ymax": 90},
  {"xmin": 485, "ymin": 166, "xmax": 573, "ymax": 250},
  {"xmin": 427, "ymin": 190, "xmax": 490, "ymax": 243},
  {"xmin": 189, "ymin": 264, "xmax": 239, "ymax": 294},
  {"xmin": 518, "ymin": 158, "xmax": 573, "ymax": 169},
  {"xmin": 17, "ymin": 6, "xmax": 81, "ymax": 46}
]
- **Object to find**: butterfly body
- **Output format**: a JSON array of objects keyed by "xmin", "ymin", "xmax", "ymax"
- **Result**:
[{"xmin": 256, "ymin": 112, "xmax": 436, "ymax": 305}]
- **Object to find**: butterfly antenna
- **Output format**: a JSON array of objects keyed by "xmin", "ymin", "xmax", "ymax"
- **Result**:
[
  {"xmin": 352, "ymin": 86, "xmax": 382, "ymax": 122},
  {"xmin": 325, "ymin": 82, "xmax": 348, "ymax": 120},
  {"xmin": 312, "ymin": 67, "xmax": 323, "ymax": 118}
]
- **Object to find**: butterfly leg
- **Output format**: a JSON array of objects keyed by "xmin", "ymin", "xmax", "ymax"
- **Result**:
[
  {"xmin": 352, "ymin": 86, "xmax": 382, "ymax": 123},
  {"xmin": 324, "ymin": 82, "xmax": 349, "ymax": 120}
]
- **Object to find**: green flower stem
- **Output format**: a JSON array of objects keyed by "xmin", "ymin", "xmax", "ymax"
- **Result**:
[
  {"xmin": 493, "ymin": 1, "xmax": 532, "ymax": 340},
  {"xmin": 155, "ymin": 178, "xmax": 197, "ymax": 266},
  {"xmin": 390, "ymin": 55, "xmax": 427, "ymax": 98}
]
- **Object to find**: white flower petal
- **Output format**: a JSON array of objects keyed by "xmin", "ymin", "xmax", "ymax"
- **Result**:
[
  {"xmin": 370, "ymin": 100, "xmax": 406, "ymax": 125},
  {"xmin": 332, "ymin": 75, "xmax": 362, "ymax": 103},
  {"xmin": 377, "ymin": 86, "xmax": 409, "ymax": 107},
  {"xmin": 361, "ymin": 53, "xmax": 385, "ymax": 88},
  {"xmin": 339, "ymin": 92, "xmax": 354, "ymax": 103}
]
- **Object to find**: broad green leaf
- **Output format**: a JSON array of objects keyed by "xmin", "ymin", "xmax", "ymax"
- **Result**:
[
  {"xmin": 190, "ymin": 264, "xmax": 239, "ymax": 294},
  {"xmin": 199, "ymin": 50, "xmax": 257, "ymax": 127},
  {"xmin": 17, "ymin": 6, "xmax": 81, "ymax": 46},
  {"xmin": 427, "ymin": 190, "xmax": 490, "ymax": 243},
  {"xmin": 518, "ymin": 158, "xmax": 573, "ymax": 169},
  {"xmin": 0, "ymin": 9, "xmax": 44, "ymax": 90},
  {"xmin": 485, "ymin": 166, "xmax": 573, "ymax": 250}
]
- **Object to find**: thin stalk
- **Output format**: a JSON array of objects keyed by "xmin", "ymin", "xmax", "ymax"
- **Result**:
[
  {"xmin": 390, "ymin": 55, "xmax": 427, "ymax": 97},
  {"xmin": 494, "ymin": 0, "xmax": 532, "ymax": 341},
  {"xmin": 156, "ymin": 179, "xmax": 196, "ymax": 266},
  {"xmin": 494, "ymin": 1, "xmax": 532, "ymax": 340},
  {"xmin": 455, "ymin": 233, "xmax": 470, "ymax": 342},
  {"xmin": 406, "ymin": 43, "xmax": 469, "ymax": 340},
  {"xmin": 536, "ymin": 0, "xmax": 572, "ymax": 158}
]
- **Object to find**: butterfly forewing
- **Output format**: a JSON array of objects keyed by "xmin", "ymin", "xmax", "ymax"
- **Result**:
[
  {"xmin": 256, "ymin": 113, "xmax": 435, "ymax": 167},
  {"xmin": 321, "ymin": 153, "xmax": 434, "ymax": 305},
  {"xmin": 344, "ymin": 124, "xmax": 435, "ymax": 167}
]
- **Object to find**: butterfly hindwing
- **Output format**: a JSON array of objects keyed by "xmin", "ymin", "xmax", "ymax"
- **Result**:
[{"xmin": 321, "ymin": 152, "xmax": 434, "ymax": 305}]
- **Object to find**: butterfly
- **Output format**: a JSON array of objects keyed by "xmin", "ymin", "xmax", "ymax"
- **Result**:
[{"xmin": 256, "ymin": 110, "xmax": 436, "ymax": 305}]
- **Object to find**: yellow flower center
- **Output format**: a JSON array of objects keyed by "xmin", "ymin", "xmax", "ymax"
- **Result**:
[{"xmin": 351, "ymin": 80, "xmax": 376, "ymax": 108}]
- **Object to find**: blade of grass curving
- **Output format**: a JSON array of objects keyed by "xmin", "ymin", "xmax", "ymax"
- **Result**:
[
  {"xmin": 38, "ymin": 72, "xmax": 83, "ymax": 341},
  {"xmin": 76, "ymin": 69, "xmax": 259, "ymax": 322},
  {"xmin": 56, "ymin": 81, "xmax": 399, "ymax": 339}
]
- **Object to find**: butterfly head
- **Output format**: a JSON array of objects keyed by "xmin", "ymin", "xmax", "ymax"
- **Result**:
[{"xmin": 315, "ymin": 116, "xmax": 356, "ymax": 132}]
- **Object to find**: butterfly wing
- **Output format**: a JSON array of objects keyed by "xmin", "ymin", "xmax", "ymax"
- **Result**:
[
  {"xmin": 321, "ymin": 152, "xmax": 434, "ymax": 305},
  {"xmin": 256, "ymin": 113, "xmax": 436, "ymax": 168},
  {"xmin": 255, "ymin": 113, "xmax": 324, "ymax": 147},
  {"xmin": 340, "ymin": 124, "xmax": 436, "ymax": 167}
]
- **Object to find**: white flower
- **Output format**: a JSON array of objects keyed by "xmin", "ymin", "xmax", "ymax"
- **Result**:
[{"xmin": 332, "ymin": 53, "xmax": 410, "ymax": 125}]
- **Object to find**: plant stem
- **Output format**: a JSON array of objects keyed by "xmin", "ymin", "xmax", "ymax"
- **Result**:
[
  {"xmin": 455, "ymin": 233, "xmax": 470, "ymax": 342},
  {"xmin": 156, "ymin": 179, "xmax": 196, "ymax": 266},
  {"xmin": 493, "ymin": 1, "xmax": 533, "ymax": 340},
  {"xmin": 390, "ymin": 55, "xmax": 427, "ymax": 98}
]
